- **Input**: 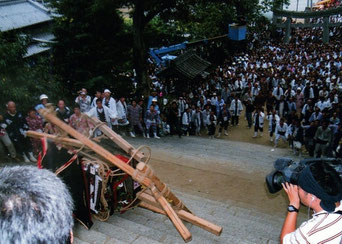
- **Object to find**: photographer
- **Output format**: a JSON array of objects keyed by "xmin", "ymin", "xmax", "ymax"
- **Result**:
[{"xmin": 280, "ymin": 162, "xmax": 342, "ymax": 243}]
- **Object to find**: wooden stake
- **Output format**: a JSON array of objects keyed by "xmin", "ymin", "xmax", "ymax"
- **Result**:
[{"xmin": 150, "ymin": 186, "xmax": 192, "ymax": 242}]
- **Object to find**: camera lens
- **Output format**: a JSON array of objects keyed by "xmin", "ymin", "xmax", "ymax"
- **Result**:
[{"xmin": 266, "ymin": 171, "xmax": 284, "ymax": 194}]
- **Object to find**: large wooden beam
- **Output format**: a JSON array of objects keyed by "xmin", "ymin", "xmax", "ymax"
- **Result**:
[
  {"xmin": 138, "ymin": 192, "xmax": 223, "ymax": 236},
  {"xmin": 37, "ymin": 108, "xmax": 191, "ymax": 242}
]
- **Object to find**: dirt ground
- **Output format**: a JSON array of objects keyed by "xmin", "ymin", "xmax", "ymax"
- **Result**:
[
  {"xmin": 129, "ymin": 131, "xmax": 305, "ymax": 220},
  {"xmin": 211, "ymin": 112, "xmax": 291, "ymax": 149}
]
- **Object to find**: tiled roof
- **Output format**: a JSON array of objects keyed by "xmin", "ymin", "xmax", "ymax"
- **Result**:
[
  {"xmin": 173, "ymin": 52, "xmax": 211, "ymax": 80},
  {"xmin": 0, "ymin": 0, "xmax": 52, "ymax": 32}
]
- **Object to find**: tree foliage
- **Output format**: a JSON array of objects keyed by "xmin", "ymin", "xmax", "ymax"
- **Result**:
[
  {"xmin": 51, "ymin": 0, "xmax": 132, "ymax": 94},
  {"xmin": 0, "ymin": 33, "xmax": 63, "ymax": 113}
]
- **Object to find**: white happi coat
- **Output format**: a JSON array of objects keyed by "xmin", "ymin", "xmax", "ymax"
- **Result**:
[
  {"xmin": 116, "ymin": 100, "xmax": 129, "ymax": 126},
  {"xmin": 229, "ymin": 99, "xmax": 243, "ymax": 116}
]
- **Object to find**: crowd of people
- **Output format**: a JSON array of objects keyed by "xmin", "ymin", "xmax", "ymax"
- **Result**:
[{"xmin": 2, "ymin": 14, "xmax": 342, "ymax": 161}]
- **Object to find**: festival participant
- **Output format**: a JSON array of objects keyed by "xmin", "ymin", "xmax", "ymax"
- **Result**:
[
  {"xmin": 280, "ymin": 162, "xmax": 342, "ymax": 244},
  {"xmin": 35, "ymin": 94, "xmax": 49, "ymax": 111},
  {"xmin": 0, "ymin": 166, "xmax": 74, "ymax": 243},
  {"xmin": 127, "ymin": 99, "xmax": 144, "ymax": 137},
  {"xmin": 314, "ymin": 120, "xmax": 333, "ymax": 158},
  {"xmin": 194, "ymin": 106, "xmax": 202, "ymax": 136},
  {"xmin": 145, "ymin": 105, "xmax": 160, "ymax": 139},
  {"xmin": 229, "ymin": 95, "xmax": 243, "ymax": 126},
  {"xmin": 56, "ymin": 99, "xmax": 71, "ymax": 123},
  {"xmin": 0, "ymin": 114, "xmax": 17, "ymax": 160},
  {"xmin": 252, "ymin": 107, "xmax": 265, "ymax": 138},
  {"xmin": 75, "ymin": 88, "xmax": 91, "ymax": 113},
  {"xmin": 217, "ymin": 103, "xmax": 230, "ymax": 137},
  {"xmin": 207, "ymin": 110, "xmax": 217, "ymax": 139},
  {"xmin": 69, "ymin": 104, "xmax": 94, "ymax": 137},
  {"xmin": 3, "ymin": 101, "xmax": 36, "ymax": 163},
  {"xmin": 266, "ymin": 110, "xmax": 280, "ymax": 142},
  {"xmin": 182, "ymin": 107, "xmax": 192, "ymax": 136},
  {"xmin": 26, "ymin": 107, "xmax": 44, "ymax": 156},
  {"xmin": 86, "ymin": 99, "xmax": 117, "ymax": 135},
  {"xmin": 272, "ymin": 84, "xmax": 284, "ymax": 103},
  {"xmin": 274, "ymin": 118, "xmax": 288, "ymax": 148},
  {"xmin": 91, "ymin": 91, "xmax": 102, "ymax": 108},
  {"xmin": 168, "ymin": 101, "xmax": 181, "ymax": 138}
]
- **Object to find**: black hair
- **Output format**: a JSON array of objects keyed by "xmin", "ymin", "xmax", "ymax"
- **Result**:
[
  {"xmin": 310, "ymin": 162, "xmax": 342, "ymax": 196},
  {"xmin": 73, "ymin": 103, "xmax": 80, "ymax": 109},
  {"xmin": 27, "ymin": 107, "xmax": 36, "ymax": 113},
  {"xmin": 96, "ymin": 98, "xmax": 102, "ymax": 104}
]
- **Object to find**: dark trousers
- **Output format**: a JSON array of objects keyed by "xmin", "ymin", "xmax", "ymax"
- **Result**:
[
  {"xmin": 208, "ymin": 124, "xmax": 216, "ymax": 136},
  {"xmin": 231, "ymin": 116, "xmax": 239, "ymax": 126},
  {"xmin": 219, "ymin": 121, "xmax": 228, "ymax": 132},
  {"xmin": 254, "ymin": 125, "xmax": 263, "ymax": 132},
  {"xmin": 10, "ymin": 135, "xmax": 32, "ymax": 155},
  {"xmin": 246, "ymin": 112, "xmax": 253, "ymax": 128},
  {"xmin": 170, "ymin": 120, "xmax": 182, "ymax": 137}
]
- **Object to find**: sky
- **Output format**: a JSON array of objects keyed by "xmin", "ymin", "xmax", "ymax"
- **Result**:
[
  {"xmin": 263, "ymin": 0, "xmax": 318, "ymax": 19},
  {"xmin": 286, "ymin": 0, "xmax": 315, "ymax": 11}
]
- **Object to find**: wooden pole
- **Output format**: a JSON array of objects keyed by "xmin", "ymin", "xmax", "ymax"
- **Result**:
[
  {"xmin": 38, "ymin": 108, "xmax": 191, "ymax": 241},
  {"xmin": 150, "ymin": 186, "xmax": 192, "ymax": 242},
  {"xmin": 138, "ymin": 192, "xmax": 222, "ymax": 236},
  {"xmin": 27, "ymin": 131, "xmax": 84, "ymax": 148},
  {"xmin": 89, "ymin": 117, "xmax": 145, "ymax": 161},
  {"xmin": 136, "ymin": 162, "xmax": 192, "ymax": 213}
]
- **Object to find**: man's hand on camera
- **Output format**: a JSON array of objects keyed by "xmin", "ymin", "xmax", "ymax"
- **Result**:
[{"xmin": 282, "ymin": 182, "xmax": 300, "ymax": 209}]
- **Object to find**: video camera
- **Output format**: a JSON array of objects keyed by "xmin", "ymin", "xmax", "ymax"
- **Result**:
[{"xmin": 265, "ymin": 158, "xmax": 342, "ymax": 194}]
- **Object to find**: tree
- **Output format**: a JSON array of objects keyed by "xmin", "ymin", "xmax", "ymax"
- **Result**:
[
  {"xmin": 0, "ymin": 33, "xmax": 63, "ymax": 113},
  {"xmin": 51, "ymin": 0, "xmax": 132, "ymax": 94},
  {"xmin": 125, "ymin": 0, "xmax": 282, "ymax": 96}
]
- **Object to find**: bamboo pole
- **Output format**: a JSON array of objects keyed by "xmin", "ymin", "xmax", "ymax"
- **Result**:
[
  {"xmin": 138, "ymin": 192, "xmax": 222, "ymax": 236},
  {"xmin": 38, "ymin": 108, "xmax": 191, "ymax": 241}
]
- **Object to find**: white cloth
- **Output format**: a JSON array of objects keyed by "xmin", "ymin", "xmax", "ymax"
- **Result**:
[
  {"xmin": 229, "ymin": 99, "xmax": 243, "ymax": 116},
  {"xmin": 272, "ymin": 87, "xmax": 284, "ymax": 100},
  {"xmin": 275, "ymin": 123, "xmax": 288, "ymax": 141},
  {"xmin": 116, "ymin": 101, "xmax": 129, "ymax": 126},
  {"xmin": 202, "ymin": 110, "xmax": 211, "ymax": 127},
  {"xmin": 75, "ymin": 95, "xmax": 92, "ymax": 113},
  {"xmin": 103, "ymin": 97, "xmax": 117, "ymax": 112},
  {"xmin": 283, "ymin": 202, "xmax": 342, "ymax": 244},
  {"xmin": 182, "ymin": 112, "xmax": 191, "ymax": 126},
  {"xmin": 253, "ymin": 112, "xmax": 265, "ymax": 128},
  {"xmin": 266, "ymin": 114, "xmax": 280, "ymax": 132},
  {"xmin": 86, "ymin": 106, "xmax": 117, "ymax": 128}
]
